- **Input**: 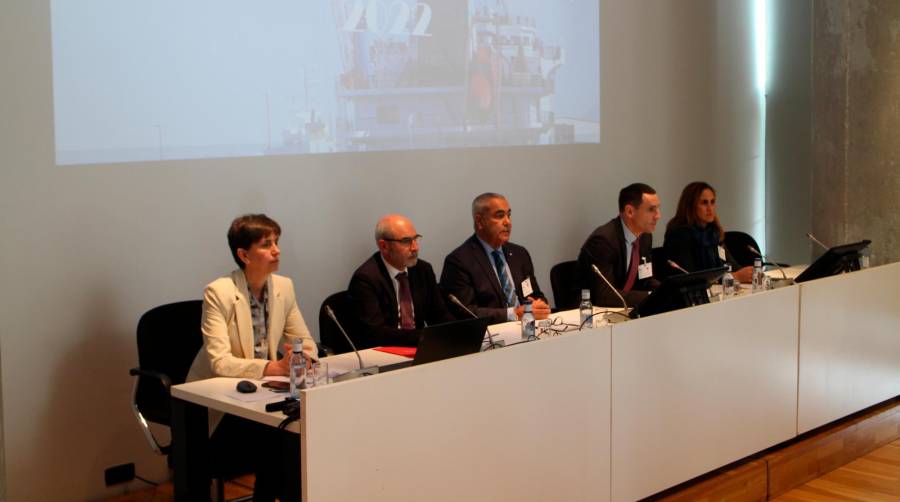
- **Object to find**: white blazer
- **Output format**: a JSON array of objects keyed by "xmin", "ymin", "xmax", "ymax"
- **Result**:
[{"xmin": 188, "ymin": 269, "xmax": 317, "ymax": 381}]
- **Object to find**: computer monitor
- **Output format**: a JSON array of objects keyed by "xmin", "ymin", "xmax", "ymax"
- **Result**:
[
  {"xmin": 630, "ymin": 266, "xmax": 727, "ymax": 319},
  {"xmin": 795, "ymin": 240, "xmax": 871, "ymax": 283}
]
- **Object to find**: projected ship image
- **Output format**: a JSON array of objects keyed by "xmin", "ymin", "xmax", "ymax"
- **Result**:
[
  {"xmin": 324, "ymin": 0, "xmax": 577, "ymax": 152},
  {"xmin": 53, "ymin": 0, "xmax": 599, "ymax": 164}
]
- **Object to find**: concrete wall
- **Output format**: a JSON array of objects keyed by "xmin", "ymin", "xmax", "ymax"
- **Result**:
[
  {"xmin": 0, "ymin": 1, "xmax": 766, "ymax": 500},
  {"xmin": 811, "ymin": 0, "xmax": 900, "ymax": 265}
]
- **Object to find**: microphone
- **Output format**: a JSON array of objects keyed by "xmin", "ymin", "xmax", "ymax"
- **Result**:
[
  {"xmin": 447, "ymin": 294, "xmax": 502, "ymax": 349},
  {"xmin": 667, "ymin": 259, "xmax": 689, "ymax": 274},
  {"xmin": 591, "ymin": 264, "xmax": 629, "ymax": 312},
  {"xmin": 747, "ymin": 245, "xmax": 790, "ymax": 282},
  {"xmin": 806, "ymin": 232, "xmax": 830, "ymax": 252},
  {"xmin": 324, "ymin": 305, "xmax": 380, "ymax": 382}
]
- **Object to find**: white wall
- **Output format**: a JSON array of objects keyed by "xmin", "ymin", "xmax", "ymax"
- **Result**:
[{"xmin": 0, "ymin": 1, "xmax": 763, "ymax": 500}]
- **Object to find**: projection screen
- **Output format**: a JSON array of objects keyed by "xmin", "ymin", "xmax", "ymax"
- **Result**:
[{"xmin": 51, "ymin": 0, "xmax": 600, "ymax": 165}]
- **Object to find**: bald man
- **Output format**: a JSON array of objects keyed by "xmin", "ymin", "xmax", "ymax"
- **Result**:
[{"xmin": 347, "ymin": 214, "xmax": 455, "ymax": 349}]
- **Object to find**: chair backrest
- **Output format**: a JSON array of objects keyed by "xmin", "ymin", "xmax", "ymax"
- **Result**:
[
  {"xmin": 651, "ymin": 246, "xmax": 670, "ymax": 281},
  {"xmin": 550, "ymin": 260, "xmax": 580, "ymax": 310},
  {"xmin": 318, "ymin": 291, "xmax": 357, "ymax": 355},
  {"xmin": 134, "ymin": 300, "xmax": 204, "ymax": 426},
  {"xmin": 723, "ymin": 231, "xmax": 761, "ymax": 268}
]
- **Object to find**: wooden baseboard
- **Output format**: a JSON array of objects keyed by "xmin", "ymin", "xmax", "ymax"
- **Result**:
[
  {"xmin": 652, "ymin": 460, "xmax": 767, "ymax": 502},
  {"xmin": 646, "ymin": 396, "xmax": 900, "ymax": 501},
  {"xmin": 765, "ymin": 397, "xmax": 900, "ymax": 499}
]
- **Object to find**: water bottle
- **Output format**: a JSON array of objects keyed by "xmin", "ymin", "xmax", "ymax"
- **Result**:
[
  {"xmin": 859, "ymin": 248, "xmax": 871, "ymax": 269},
  {"xmin": 751, "ymin": 257, "xmax": 764, "ymax": 293},
  {"xmin": 579, "ymin": 289, "xmax": 594, "ymax": 329},
  {"xmin": 288, "ymin": 338, "xmax": 305, "ymax": 400},
  {"xmin": 520, "ymin": 300, "xmax": 535, "ymax": 341},
  {"xmin": 722, "ymin": 264, "xmax": 735, "ymax": 299}
]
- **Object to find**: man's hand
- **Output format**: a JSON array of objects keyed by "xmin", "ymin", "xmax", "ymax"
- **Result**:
[{"xmin": 515, "ymin": 298, "xmax": 551, "ymax": 320}]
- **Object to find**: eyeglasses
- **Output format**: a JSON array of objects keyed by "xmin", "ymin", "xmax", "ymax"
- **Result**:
[{"xmin": 383, "ymin": 234, "xmax": 423, "ymax": 246}]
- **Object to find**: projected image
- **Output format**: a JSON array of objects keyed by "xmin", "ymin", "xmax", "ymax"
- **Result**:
[{"xmin": 51, "ymin": 0, "xmax": 600, "ymax": 165}]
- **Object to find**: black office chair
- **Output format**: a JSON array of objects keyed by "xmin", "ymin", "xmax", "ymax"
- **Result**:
[
  {"xmin": 723, "ymin": 231, "xmax": 790, "ymax": 268},
  {"xmin": 129, "ymin": 300, "xmax": 251, "ymax": 502},
  {"xmin": 651, "ymin": 246, "xmax": 671, "ymax": 281},
  {"xmin": 723, "ymin": 231, "xmax": 760, "ymax": 268},
  {"xmin": 319, "ymin": 291, "xmax": 357, "ymax": 355},
  {"xmin": 550, "ymin": 260, "xmax": 581, "ymax": 311}
]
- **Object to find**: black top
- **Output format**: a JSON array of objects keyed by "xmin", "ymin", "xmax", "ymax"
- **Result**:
[
  {"xmin": 664, "ymin": 224, "xmax": 742, "ymax": 273},
  {"xmin": 577, "ymin": 217, "xmax": 660, "ymax": 307},
  {"xmin": 347, "ymin": 252, "xmax": 455, "ymax": 349},
  {"xmin": 664, "ymin": 224, "xmax": 722, "ymax": 272},
  {"xmin": 439, "ymin": 234, "xmax": 546, "ymax": 323}
]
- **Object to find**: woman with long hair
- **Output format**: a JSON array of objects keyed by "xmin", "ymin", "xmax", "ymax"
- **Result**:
[{"xmin": 664, "ymin": 182, "xmax": 753, "ymax": 283}]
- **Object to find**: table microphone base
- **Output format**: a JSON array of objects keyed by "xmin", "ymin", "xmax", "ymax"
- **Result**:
[{"xmin": 332, "ymin": 366, "xmax": 380, "ymax": 383}]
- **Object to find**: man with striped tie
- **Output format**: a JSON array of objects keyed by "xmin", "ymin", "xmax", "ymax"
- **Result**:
[{"xmin": 440, "ymin": 193, "xmax": 550, "ymax": 324}]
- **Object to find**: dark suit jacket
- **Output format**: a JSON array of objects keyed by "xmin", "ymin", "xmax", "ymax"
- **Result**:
[
  {"xmin": 439, "ymin": 234, "xmax": 546, "ymax": 324},
  {"xmin": 347, "ymin": 252, "xmax": 455, "ymax": 349},
  {"xmin": 577, "ymin": 217, "xmax": 660, "ymax": 307}
]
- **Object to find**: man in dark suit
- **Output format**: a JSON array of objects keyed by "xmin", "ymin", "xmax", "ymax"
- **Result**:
[
  {"xmin": 578, "ymin": 183, "xmax": 662, "ymax": 307},
  {"xmin": 440, "ymin": 193, "xmax": 550, "ymax": 324},
  {"xmin": 348, "ymin": 214, "xmax": 455, "ymax": 349}
]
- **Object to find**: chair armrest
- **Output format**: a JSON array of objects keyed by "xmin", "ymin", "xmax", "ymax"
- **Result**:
[{"xmin": 129, "ymin": 367, "xmax": 172, "ymax": 392}]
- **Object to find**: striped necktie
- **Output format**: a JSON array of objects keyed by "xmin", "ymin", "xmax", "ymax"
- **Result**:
[{"xmin": 492, "ymin": 250, "xmax": 517, "ymax": 308}]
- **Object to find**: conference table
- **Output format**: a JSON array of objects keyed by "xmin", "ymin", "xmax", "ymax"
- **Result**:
[{"xmin": 171, "ymin": 262, "xmax": 900, "ymax": 502}]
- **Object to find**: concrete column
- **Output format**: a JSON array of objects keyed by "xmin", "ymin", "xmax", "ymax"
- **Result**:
[{"xmin": 812, "ymin": 0, "xmax": 900, "ymax": 265}]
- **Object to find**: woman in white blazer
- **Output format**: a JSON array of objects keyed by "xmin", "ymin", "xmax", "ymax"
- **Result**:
[
  {"xmin": 189, "ymin": 213, "xmax": 317, "ymax": 502},
  {"xmin": 189, "ymin": 214, "xmax": 317, "ymax": 380}
]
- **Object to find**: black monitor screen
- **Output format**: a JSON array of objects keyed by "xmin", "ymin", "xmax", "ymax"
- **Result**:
[
  {"xmin": 795, "ymin": 240, "xmax": 871, "ymax": 283},
  {"xmin": 630, "ymin": 266, "xmax": 727, "ymax": 319}
]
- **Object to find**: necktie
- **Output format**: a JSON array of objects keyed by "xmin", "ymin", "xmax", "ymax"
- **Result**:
[
  {"xmin": 622, "ymin": 239, "xmax": 640, "ymax": 294},
  {"xmin": 396, "ymin": 271, "xmax": 416, "ymax": 330},
  {"xmin": 491, "ymin": 250, "xmax": 517, "ymax": 308}
]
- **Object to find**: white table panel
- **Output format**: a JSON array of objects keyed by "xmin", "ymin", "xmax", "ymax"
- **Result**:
[
  {"xmin": 302, "ymin": 327, "xmax": 613, "ymax": 502},
  {"xmin": 611, "ymin": 287, "xmax": 799, "ymax": 501},
  {"xmin": 798, "ymin": 263, "xmax": 900, "ymax": 433},
  {"xmin": 171, "ymin": 349, "xmax": 410, "ymax": 433}
]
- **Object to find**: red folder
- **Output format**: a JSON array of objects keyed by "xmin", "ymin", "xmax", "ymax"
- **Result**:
[{"xmin": 373, "ymin": 346, "xmax": 417, "ymax": 358}]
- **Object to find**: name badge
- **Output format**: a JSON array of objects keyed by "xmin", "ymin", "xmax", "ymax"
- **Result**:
[
  {"xmin": 718, "ymin": 245, "xmax": 727, "ymax": 262},
  {"xmin": 638, "ymin": 259, "xmax": 653, "ymax": 280},
  {"xmin": 521, "ymin": 277, "xmax": 534, "ymax": 298}
]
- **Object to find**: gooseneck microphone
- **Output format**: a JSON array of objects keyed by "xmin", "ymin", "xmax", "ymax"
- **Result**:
[
  {"xmin": 806, "ymin": 232, "xmax": 830, "ymax": 252},
  {"xmin": 747, "ymin": 245, "xmax": 789, "ymax": 281},
  {"xmin": 591, "ymin": 264, "xmax": 629, "ymax": 312},
  {"xmin": 447, "ymin": 294, "xmax": 502, "ymax": 349},
  {"xmin": 667, "ymin": 259, "xmax": 690, "ymax": 274},
  {"xmin": 324, "ymin": 305, "xmax": 380, "ymax": 382}
]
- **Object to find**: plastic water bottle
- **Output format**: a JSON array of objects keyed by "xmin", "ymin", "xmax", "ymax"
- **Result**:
[
  {"xmin": 751, "ymin": 257, "xmax": 764, "ymax": 293},
  {"xmin": 579, "ymin": 289, "xmax": 594, "ymax": 329},
  {"xmin": 288, "ymin": 338, "xmax": 305, "ymax": 400},
  {"xmin": 722, "ymin": 264, "xmax": 735, "ymax": 299},
  {"xmin": 520, "ymin": 300, "xmax": 535, "ymax": 341}
]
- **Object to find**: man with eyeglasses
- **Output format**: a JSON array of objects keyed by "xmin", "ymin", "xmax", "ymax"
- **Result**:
[
  {"xmin": 440, "ymin": 192, "xmax": 550, "ymax": 324},
  {"xmin": 347, "ymin": 214, "xmax": 455, "ymax": 348}
]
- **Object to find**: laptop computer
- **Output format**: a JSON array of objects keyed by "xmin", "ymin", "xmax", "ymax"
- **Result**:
[{"xmin": 378, "ymin": 316, "xmax": 491, "ymax": 372}]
